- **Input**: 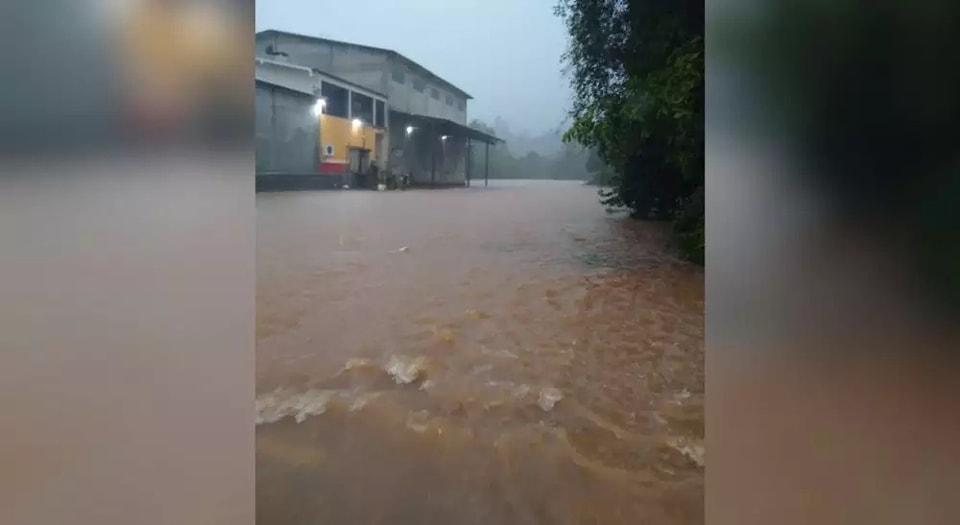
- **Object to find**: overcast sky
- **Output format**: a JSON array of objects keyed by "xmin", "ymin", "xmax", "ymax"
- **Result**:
[{"xmin": 256, "ymin": 0, "xmax": 573, "ymax": 135}]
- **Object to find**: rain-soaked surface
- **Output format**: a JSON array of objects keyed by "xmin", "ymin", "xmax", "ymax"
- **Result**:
[{"xmin": 256, "ymin": 180, "xmax": 704, "ymax": 524}]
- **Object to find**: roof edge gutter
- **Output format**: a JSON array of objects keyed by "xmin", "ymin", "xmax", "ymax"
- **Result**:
[{"xmin": 255, "ymin": 57, "xmax": 315, "ymax": 77}]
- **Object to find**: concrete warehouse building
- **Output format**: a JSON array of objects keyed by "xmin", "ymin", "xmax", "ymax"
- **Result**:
[
  {"xmin": 255, "ymin": 62, "xmax": 389, "ymax": 184},
  {"xmin": 255, "ymin": 29, "xmax": 502, "ymax": 190}
]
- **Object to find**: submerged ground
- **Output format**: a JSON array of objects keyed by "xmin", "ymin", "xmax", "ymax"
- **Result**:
[{"xmin": 256, "ymin": 180, "xmax": 704, "ymax": 524}]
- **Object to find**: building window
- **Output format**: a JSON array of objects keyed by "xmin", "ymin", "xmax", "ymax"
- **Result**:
[
  {"xmin": 321, "ymin": 82, "xmax": 349, "ymax": 118},
  {"xmin": 351, "ymin": 92, "xmax": 374, "ymax": 124},
  {"xmin": 457, "ymin": 100, "xmax": 466, "ymax": 111},
  {"xmin": 445, "ymin": 94, "xmax": 453, "ymax": 106},
  {"xmin": 375, "ymin": 100, "xmax": 386, "ymax": 128},
  {"xmin": 413, "ymin": 77, "xmax": 426, "ymax": 92},
  {"xmin": 430, "ymin": 88, "xmax": 439, "ymax": 100},
  {"xmin": 391, "ymin": 69, "xmax": 405, "ymax": 84}
]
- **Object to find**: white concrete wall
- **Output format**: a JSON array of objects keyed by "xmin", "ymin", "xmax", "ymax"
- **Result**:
[
  {"xmin": 256, "ymin": 33, "xmax": 389, "ymax": 97},
  {"xmin": 256, "ymin": 84, "xmax": 317, "ymax": 175},
  {"xmin": 256, "ymin": 33, "xmax": 469, "ymax": 125},
  {"xmin": 386, "ymin": 56, "xmax": 468, "ymax": 124}
]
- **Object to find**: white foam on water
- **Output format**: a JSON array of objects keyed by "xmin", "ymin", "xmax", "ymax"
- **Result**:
[
  {"xmin": 471, "ymin": 364, "xmax": 494, "ymax": 375},
  {"xmin": 514, "ymin": 384, "xmax": 531, "ymax": 399},
  {"xmin": 486, "ymin": 380, "xmax": 531, "ymax": 400},
  {"xmin": 481, "ymin": 347, "xmax": 518, "ymax": 359},
  {"xmin": 342, "ymin": 358, "xmax": 375, "ymax": 371},
  {"xmin": 667, "ymin": 437, "xmax": 705, "ymax": 467},
  {"xmin": 406, "ymin": 409, "xmax": 432, "ymax": 433},
  {"xmin": 256, "ymin": 389, "xmax": 336, "ymax": 425},
  {"xmin": 349, "ymin": 392, "xmax": 382, "ymax": 412},
  {"xmin": 674, "ymin": 388, "xmax": 692, "ymax": 403},
  {"xmin": 538, "ymin": 387, "xmax": 564, "ymax": 411},
  {"xmin": 385, "ymin": 355, "xmax": 428, "ymax": 384}
]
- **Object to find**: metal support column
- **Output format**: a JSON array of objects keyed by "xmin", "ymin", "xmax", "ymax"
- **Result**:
[
  {"xmin": 431, "ymin": 122, "xmax": 436, "ymax": 186},
  {"xmin": 484, "ymin": 141, "xmax": 490, "ymax": 187}
]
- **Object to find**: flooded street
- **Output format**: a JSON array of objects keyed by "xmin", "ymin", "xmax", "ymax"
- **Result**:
[{"xmin": 256, "ymin": 180, "xmax": 704, "ymax": 524}]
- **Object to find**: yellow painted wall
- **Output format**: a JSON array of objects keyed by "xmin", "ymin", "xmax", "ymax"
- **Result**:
[{"xmin": 318, "ymin": 114, "xmax": 381, "ymax": 163}]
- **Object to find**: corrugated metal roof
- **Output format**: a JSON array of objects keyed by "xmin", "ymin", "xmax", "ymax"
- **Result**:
[{"xmin": 257, "ymin": 30, "xmax": 473, "ymax": 100}]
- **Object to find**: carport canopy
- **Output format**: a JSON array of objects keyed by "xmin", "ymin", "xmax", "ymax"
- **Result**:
[
  {"xmin": 390, "ymin": 110, "xmax": 503, "ymax": 187},
  {"xmin": 390, "ymin": 111, "xmax": 503, "ymax": 144}
]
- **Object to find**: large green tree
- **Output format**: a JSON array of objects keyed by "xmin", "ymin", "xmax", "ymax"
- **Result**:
[{"xmin": 556, "ymin": 0, "xmax": 704, "ymax": 262}]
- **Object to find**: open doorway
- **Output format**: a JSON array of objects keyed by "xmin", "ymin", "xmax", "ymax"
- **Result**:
[{"xmin": 348, "ymin": 147, "xmax": 371, "ymax": 188}]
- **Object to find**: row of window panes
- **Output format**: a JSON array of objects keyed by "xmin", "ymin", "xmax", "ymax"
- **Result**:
[
  {"xmin": 351, "ymin": 93, "xmax": 374, "ymax": 124},
  {"xmin": 320, "ymin": 81, "xmax": 386, "ymax": 127},
  {"xmin": 396, "ymin": 69, "xmax": 465, "ymax": 111}
]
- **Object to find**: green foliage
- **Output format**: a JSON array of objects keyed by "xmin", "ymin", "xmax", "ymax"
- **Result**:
[
  {"xmin": 557, "ymin": 0, "xmax": 704, "ymax": 263},
  {"xmin": 584, "ymin": 149, "xmax": 616, "ymax": 186},
  {"xmin": 673, "ymin": 186, "xmax": 704, "ymax": 265}
]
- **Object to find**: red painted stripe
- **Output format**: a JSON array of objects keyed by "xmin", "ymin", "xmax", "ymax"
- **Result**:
[{"xmin": 318, "ymin": 162, "xmax": 348, "ymax": 174}]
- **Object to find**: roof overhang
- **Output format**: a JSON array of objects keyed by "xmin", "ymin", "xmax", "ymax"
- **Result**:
[
  {"xmin": 391, "ymin": 111, "xmax": 503, "ymax": 145},
  {"xmin": 255, "ymin": 78, "xmax": 314, "ymax": 98}
]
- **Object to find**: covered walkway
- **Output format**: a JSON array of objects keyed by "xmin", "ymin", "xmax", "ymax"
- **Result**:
[{"xmin": 389, "ymin": 111, "xmax": 503, "ymax": 187}]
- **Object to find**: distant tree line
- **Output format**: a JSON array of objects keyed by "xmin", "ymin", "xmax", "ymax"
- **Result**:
[
  {"xmin": 556, "ymin": 0, "xmax": 704, "ymax": 263},
  {"xmin": 468, "ymin": 119, "xmax": 597, "ymax": 182}
]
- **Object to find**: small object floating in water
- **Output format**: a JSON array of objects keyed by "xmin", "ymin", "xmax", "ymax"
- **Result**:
[
  {"xmin": 391, "ymin": 246, "xmax": 410, "ymax": 254},
  {"xmin": 538, "ymin": 387, "xmax": 564, "ymax": 411}
]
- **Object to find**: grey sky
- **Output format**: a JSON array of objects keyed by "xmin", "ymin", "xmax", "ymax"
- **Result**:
[{"xmin": 255, "ymin": 0, "xmax": 573, "ymax": 135}]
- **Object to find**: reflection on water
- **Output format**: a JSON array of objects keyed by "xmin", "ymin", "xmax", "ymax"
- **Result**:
[{"xmin": 257, "ymin": 180, "xmax": 703, "ymax": 524}]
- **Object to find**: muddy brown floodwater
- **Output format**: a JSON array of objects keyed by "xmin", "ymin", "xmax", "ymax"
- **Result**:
[{"xmin": 256, "ymin": 180, "xmax": 704, "ymax": 524}]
